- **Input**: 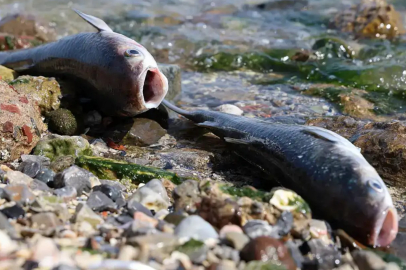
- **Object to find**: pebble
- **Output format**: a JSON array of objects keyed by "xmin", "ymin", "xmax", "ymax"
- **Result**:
[
  {"xmin": 129, "ymin": 179, "xmax": 170, "ymax": 212},
  {"xmin": 73, "ymin": 203, "xmax": 104, "ymax": 228},
  {"xmin": 0, "ymin": 230, "xmax": 18, "ymax": 255},
  {"xmin": 30, "ymin": 179, "xmax": 51, "ymax": 192},
  {"xmin": 21, "ymin": 154, "xmax": 51, "ymax": 167},
  {"xmin": 126, "ymin": 199, "xmax": 153, "ymax": 217},
  {"xmin": 86, "ymin": 259, "xmax": 156, "ymax": 270},
  {"xmin": 177, "ymin": 239, "xmax": 208, "ymax": 264},
  {"xmin": 243, "ymin": 220, "xmax": 280, "ymax": 239},
  {"xmin": 54, "ymin": 165, "xmax": 94, "ymax": 196},
  {"xmin": 50, "ymin": 156, "xmax": 75, "ymax": 173},
  {"xmin": 54, "ymin": 186, "xmax": 77, "ymax": 201},
  {"xmin": 175, "ymin": 215, "xmax": 218, "ymax": 241},
  {"xmin": 1, "ymin": 203, "xmax": 25, "ymax": 219},
  {"xmin": 212, "ymin": 245, "xmax": 240, "ymax": 263},
  {"xmin": 0, "ymin": 212, "xmax": 17, "ymax": 237},
  {"xmin": 214, "ymin": 104, "xmax": 244, "ymax": 116},
  {"xmin": 223, "ymin": 232, "xmax": 250, "ymax": 251},
  {"xmin": 4, "ymin": 184, "xmax": 35, "ymax": 204},
  {"xmin": 4, "ymin": 170, "xmax": 34, "ymax": 185},
  {"xmin": 92, "ymin": 184, "xmax": 122, "ymax": 202},
  {"xmin": 17, "ymin": 160, "xmax": 41, "ymax": 178},
  {"xmin": 31, "ymin": 236, "xmax": 61, "ymax": 268},
  {"xmin": 35, "ymin": 168, "xmax": 56, "ymax": 186},
  {"xmin": 31, "ymin": 212, "xmax": 62, "ymax": 230},
  {"xmin": 163, "ymin": 211, "xmax": 187, "ymax": 226},
  {"xmin": 121, "ymin": 118, "xmax": 167, "ymax": 146},
  {"xmin": 86, "ymin": 191, "xmax": 117, "ymax": 212},
  {"xmin": 219, "ymin": 225, "xmax": 244, "ymax": 238},
  {"xmin": 351, "ymin": 250, "xmax": 394, "ymax": 270}
]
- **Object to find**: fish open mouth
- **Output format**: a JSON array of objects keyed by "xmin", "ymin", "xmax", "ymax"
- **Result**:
[
  {"xmin": 373, "ymin": 207, "xmax": 398, "ymax": 247},
  {"xmin": 141, "ymin": 68, "xmax": 168, "ymax": 109}
]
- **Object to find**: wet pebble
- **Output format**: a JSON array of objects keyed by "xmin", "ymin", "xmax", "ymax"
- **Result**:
[
  {"xmin": 1, "ymin": 203, "xmax": 25, "ymax": 219},
  {"xmin": 175, "ymin": 215, "xmax": 218, "ymax": 241},
  {"xmin": 35, "ymin": 168, "xmax": 56, "ymax": 186},
  {"xmin": 54, "ymin": 165, "xmax": 94, "ymax": 195},
  {"xmin": 86, "ymin": 191, "xmax": 117, "ymax": 212},
  {"xmin": 17, "ymin": 160, "xmax": 41, "ymax": 178}
]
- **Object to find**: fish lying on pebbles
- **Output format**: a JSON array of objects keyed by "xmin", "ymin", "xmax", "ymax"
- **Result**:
[
  {"xmin": 162, "ymin": 99, "xmax": 398, "ymax": 247},
  {"xmin": 0, "ymin": 10, "xmax": 168, "ymax": 116}
]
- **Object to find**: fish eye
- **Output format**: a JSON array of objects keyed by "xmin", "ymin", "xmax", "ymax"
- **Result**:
[
  {"xmin": 368, "ymin": 180, "xmax": 383, "ymax": 193},
  {"xmin": 124, "ymin": 49, "xmax": 141, "ymax": 57}
]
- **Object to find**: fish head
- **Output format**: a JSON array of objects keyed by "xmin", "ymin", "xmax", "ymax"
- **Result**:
[
  {"xmin": 111, "ymin": 34, "xmax": 169, "ymax": 116},
  {"xmin": 347, "ymin": 163, "xmax": 398, "ymax": 247}
]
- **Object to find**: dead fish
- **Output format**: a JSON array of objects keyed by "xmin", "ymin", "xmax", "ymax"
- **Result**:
[
  {"xmin": 162, "ymin": 99, "xmax": 398, "ymax": 247},
  {"xmin": 0, "ymin": 10, "xmax": 168, "ymax": 116}
]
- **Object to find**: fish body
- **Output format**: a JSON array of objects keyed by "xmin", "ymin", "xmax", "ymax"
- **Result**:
[
  {"xmin": 0, "ymin": 10, "xmax": 168, "ymax": 116},
  {"xmin": 162, "ymin": 99, "xmax": 398, "ymax": 247}
]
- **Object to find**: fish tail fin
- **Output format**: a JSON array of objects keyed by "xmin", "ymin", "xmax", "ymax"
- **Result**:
[{"xmin": 162, "ymin": 99, "xmax": 194, "ymax": 118}]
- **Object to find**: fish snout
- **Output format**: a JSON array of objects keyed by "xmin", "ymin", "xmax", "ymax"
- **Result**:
[
  {"xmin": 372, "ymin": 206, "xmax": 398, "ymax": 247},
  {"xmin": 140, "ymin": 67, "xmax": 169, "ymax": 109}
]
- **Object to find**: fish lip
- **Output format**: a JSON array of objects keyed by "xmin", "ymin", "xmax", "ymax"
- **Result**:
[
  {"xmin": 371, "ymin": 206, "xmax": 398, "ymax": 247},
  {"xmin": 138, "ymin": 66, "xmax": 168, "ymax": 109}
]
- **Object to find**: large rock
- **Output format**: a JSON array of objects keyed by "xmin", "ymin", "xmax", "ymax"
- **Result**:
[{"xmin": 0, "ymin": 80, "xmax": 46, "ymax": 162}]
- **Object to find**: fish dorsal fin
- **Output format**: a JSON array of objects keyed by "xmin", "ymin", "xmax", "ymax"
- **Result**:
[
  {"xmin": 302, "ymin": 126, "xmax": 355, "ymax": 148},
  {"xmin": 73, "ymin": 9, "xmax": 113, "ymax": 32}
]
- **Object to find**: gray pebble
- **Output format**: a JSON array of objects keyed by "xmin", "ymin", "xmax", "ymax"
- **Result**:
[
  {"xmin": 54, "ymin": 165, "xmax": 93, "ymax": 195},
  {"xmin": 87, "ymin": 191, "xmax": 117, "ymax": 212},
  {"xmin": 243, "ymin": 220, "xmax": 280, "ymax": 239},
  {"xmin": 18, "ymin": 160, "xmax": 41, "ymax": 178},
  {"xmin": 21, "ymin": 155, "xmax": 50, "ymax": 167},
  {"xmin": 175, "ymin": 215, "xmax": 218, "ymax": 241},
  {"xmin": 35, "ymin": 168, "xmax": 55, "ymax": 185}
]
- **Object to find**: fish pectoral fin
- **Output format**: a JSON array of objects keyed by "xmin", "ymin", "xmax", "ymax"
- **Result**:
[
  {"xmin": 3, "ymin": 59, "xmax": 34, "ymax": 71},
  {"xmin": 223, "ymin": 137, "xmax": 250, "ymax": 145},
  {"xmin": 73, "ymin": 9, "xmax": 113, "ymax": 32},
  {"xmin": 196, "ymin": 121, "xmax": 219, "ymax": 129}
]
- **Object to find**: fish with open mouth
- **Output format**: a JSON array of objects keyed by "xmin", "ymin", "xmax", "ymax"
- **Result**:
[
  {"xmin": 0, "ymin": 9, "xmax": 168, "ymax": 116},
  {"xmin": 162, "ymin": 99, "xmax": 398, "ymax": 247}
]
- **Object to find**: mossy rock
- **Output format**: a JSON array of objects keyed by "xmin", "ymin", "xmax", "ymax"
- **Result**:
[{"xmin": 47, "ymin": 108, "xmax": 78, "ymax": 135}]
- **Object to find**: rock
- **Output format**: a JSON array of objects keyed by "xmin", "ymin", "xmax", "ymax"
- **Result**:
[
  {"xmin": 0, "ymin": 13, "xmax": 56, "ymax": 42},
  {"xmin": 10, "ymin": 75, "xmax": 61, "ymax": 114},
  {"xmin": 84, "ymin": 110, "xmax": 102, "ymax": 127},
  {"xmin": 240, "ymin": 237, "xmax": 297, "ymax": 270},
  {"xmin": 121, "ymin": 118, "xmax": 167, "ymax": 147},
  {"xmin": 4, "ymin": 184, "xmax": 35, "ymax": 204},
  {"xmin": 4, "ymin": 170, "xmax": 34, "ymax": 185},
  {"xmin": 330, "ymin": 0, "xmax": 405, "ymax": 39},
  {"xmin": 351, "ymin": 250, "xmax": 388, "ymax": 270},
  {"xmin": 1, "ymin": 203, "xmax": 25, "ymax": 219},
  {"xmin": 175, "ymin": 215, "xmax": 218, "ymax": 241},
  {"xmin": 129, "ymin": 233, "xmax": 179, "ymax": 255},
  {"xmin": 0, "ymin": 80, "xmax": 46, "ymax": 162},
  {"xmin": 92, "ymin": 184, "xmax": 122, "ymax": 202},
  {"xmin": 0, "ymin": 212, "xmax": 17, "ymax": 237},
  {"xmin": 173, "ymin": 180, "xmax": 201, "ymax": 213},
  {"xmin": 244, "ymin": 261, "xmax": 290, "ymax": 270},
  {"xmin": 176, "ymin": 239, "xmax": 208, "ymax": 264},
  {"xmin": 301, "ymin": 239, "xmax": 341, "ymax": 269},
  {"xmin": 31, "ymin": 237, "xmax": 61, "ymax": 269},
  {"xmin": 47, "ymin": 108, "xmax": 78, "ymax": 135},
  {"xmin": 30, "ymin": 179, "xmax": 51, "ymax": 192},
  {"xmin": 33, "ymin": 135, "xmax": 92, "ymax": 162},
  {"xmin": 163, "ymin": 211, "xmax": 188, "ymax": 226},
  {"xmin": 154, "ymin": 209, "xmax": 169, "ymax": 220},
  {"xmin": 0, "ymin": 230, "xmax": 18, "ymax": 256},
  {"xmin": 31, "ymin": 212, "xmax": 62, "ymax": 230},
  {"xmin": 0, "ymin": 66, "xmax": 16, "ymax": 81},
  {"xmin": 212, "ymin": 245, "xmax": 240, "ymax": 263},
  {"xmin": 126, "ymin": 199, "xmax": 153, "ymax": 217},
  {"xmin": 86, "ymin": 191, "xmax": 117, "ymax": 212},
  {"xmin": 72, "ymin": 203, "xmax": 104, "ymax": 228},
  {"xmin": 124, "ymin": 212, "xmax": 159, "ymax": 237},
  {"xmin": 50, "ymin": 155, "xmax": 75, "ymax": 173},
  {"xmin": 117, "ymin": 245, "xmax": 139, "ymax": 261},
  {"xmin": 243, "ymin": 220, "xmax": 280, "ymax": 239},
  {"xmin": 17, "ymin": 160, "xmax": 41, "ymax": 178},
  {"xmin": 223, "ymin": 232, "xmax": 250, "ymax": 251},
  {"xmin": 21, "ymin": 154, "xmax": 51, "ymax": 167},
  {"xmin": 52, "ymin": 265, "xmax": 80, "ymax": 270},
  {"xmin": 214, "ymin": 104, "xmax": 243, "ymax": 116},
  {"xmin": 129, "ymin": 179, "xmax": 170, "ymax": 212},
  {"xmin": 158, "ymin": 64, "xmax": 181, "ymax": 101},
  {"xmin": 53, "ymin": 186, "xmax": 77, "ymax": 202},
  {"xmin": 54, "ymin": 165, "xmax": 95, "ymax": 196},
  {"xmin": 35, "ymin": 167, "xmax": 56, "ymax": 185}
]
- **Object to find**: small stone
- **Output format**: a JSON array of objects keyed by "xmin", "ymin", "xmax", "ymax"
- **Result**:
[
  {"xmin": 351, "ymin": 250, "xmax": 388, "ymax": 270},
  {"xmin": 4, "ymin": 170, "xmax": 34, "ymax": 185},
  {"xmin": 173, "ymin": 180, "xmax": 201, "ymax": 213},
  {"xmin": 129, "ymin": 233, "xmax": 179, "ymax": 254},
  {"xmin": 163, "ymin": 211, "xmax": 188, "ymax": 226},
  {"xmin": 154, "ymin": 209, "xmax": 169, "ymax": 220},
  {"xmin": 1, "ymin": 203, "xmax": 25, "ymax": 219},
  {"xmin": 84, "ymin": 110, "xmax": 102, "ymax": 127},
  {"xmin": 17, "ymin": 160, "xmax": 41, "ymax": 178},
  {"xmin": 0, "ymin": 212, "xmax": 17, "ymax": 237},
  {"xmin": 50, "ymin": 156, "xmax": 75, "ymax": 173},
  {"xmin": 30, "ymin": 179, "xmax": 51, "ymax": 192},
  {"xmin": 212, "ymin": 245, "xmax": 240, "ymax": 263},
  {"xmin": 54, "ymin": 186, "xmax": 77, "ymax": 202},
  {"xmin": 86, "ymin": 191, "xmax": 117, "ymax": 212},
  {"xmin": 54, "ymin": 165, "xmax": 93, "ymax": 196},
  {"xmin": 214, "ymin": 104, "xmax": 243, "ymax": 116},
  {"xmin": 126, "ymin": 199, "xmax": 153, "ymax": 217},
  {"xmin": 121, "ymin": 118, "xmax": 167, "ymax": 146},
  {"xmin": 220, "ymin": 225, "xmax": 244, "ymax": 238},
  {"xmin": 4, "ymin": 184, "xmax": 35, "ymax": 204},
  {"xmin": 93, "ymin": 184, "xmax": 122, "ymax": 202},
  {"xmin": 31, "ymin": 236, "xmax": 61, "ymax": 268},
  {"xmin": 31, "ymin": 212, "xmax": 62, "ymax": 229},
  {"xmin": 240, "ymin": 237, "xmax": 297, "ymax": 270},
  {"xmin": 124, "ymin": 218, "xmax": 158, "ymax": 238},
  {"xmin": 21, "ymin": 154, "xmax": 51, "ymax": 167},
  {"xmin": 0, "ymin": 230, "xmax": 18, "ymax": 255},
  {"xmin": 129, "ymin": 179, "xmax": 170, "ymax": 212},
  {"xmin": 224, "ymin": 232, "xmax": 250, "ymax": 251},
  {"xmin": 35, "ymin": 168, "xmax": 56, "ymax": 185},
  {"xmin": 48, "ymin": 108, "xmax": 78, "ymax": 135},
  {"xmin": 118, "ymin": 245, "xmax": 139, "ymax": 261},
  {"xmin": 302, "ymin": 239, "xmax": 341, "ymax": 269},
  {"xmin": 243, "ymin": 220, "xmax": 280, "ymax": 239},
  {"xmin": 176, "ymin": 239, "xmax": 208, "ymax": 264},
  {"xmin": 175, "ymin": 215, "xmax": 218, "ymax": 241},
  {"xmin": 85, "ymin": 259, "xmax": 156, "ymax": 270},
  {"xmin": 52, "ymin": 265, "xmax": 80, "ymax": 270},
  {"xmin": 73, "ymin": 203, "xmax": 104, "ymax": 228}
]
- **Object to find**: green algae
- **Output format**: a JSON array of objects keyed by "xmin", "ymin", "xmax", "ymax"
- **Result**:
[{"xmin": 75, "ymin": 155, "xmax": 183, "ymax": 185}]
